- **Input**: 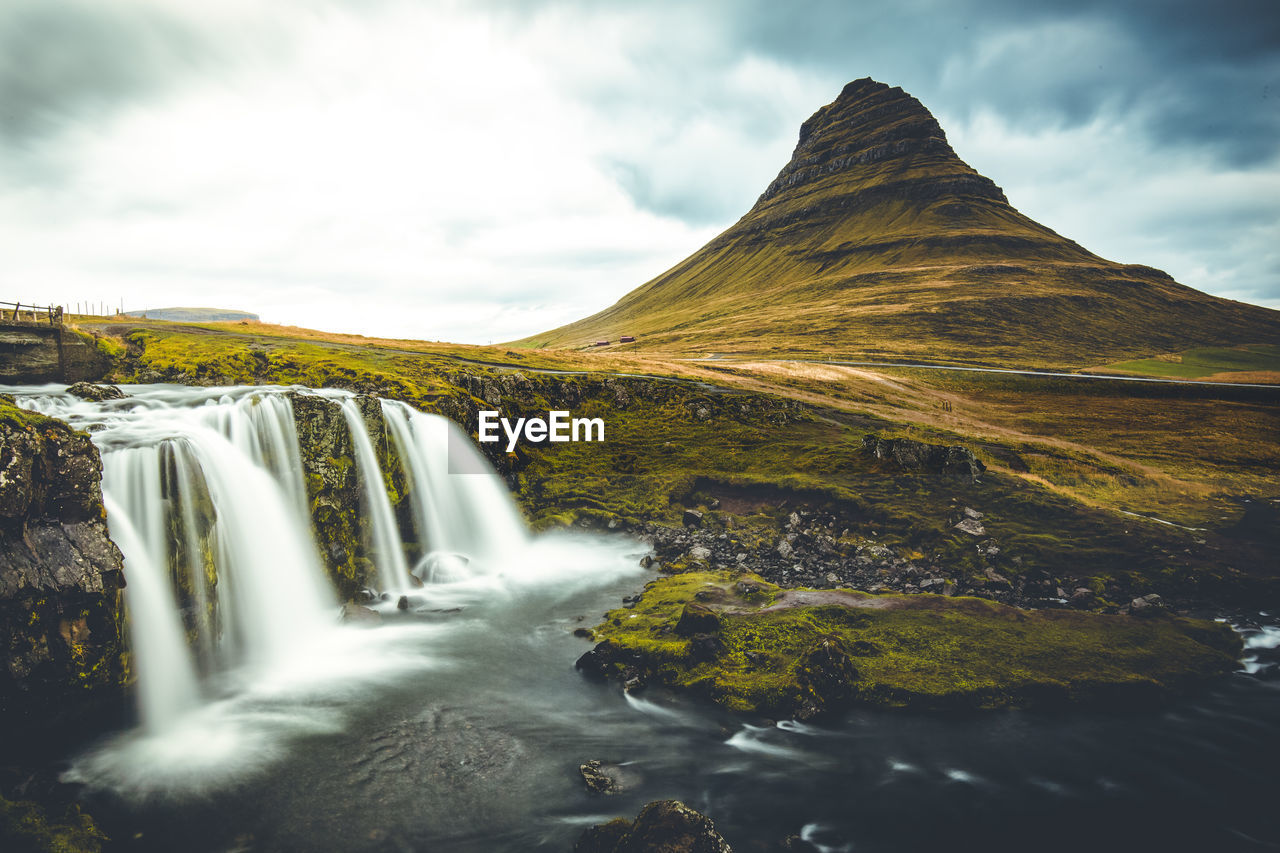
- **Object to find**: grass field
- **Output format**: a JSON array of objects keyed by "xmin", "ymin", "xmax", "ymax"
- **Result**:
[{"xmin": 1098, "ymin": 344, "xmax": 1280, "ymax": 382}]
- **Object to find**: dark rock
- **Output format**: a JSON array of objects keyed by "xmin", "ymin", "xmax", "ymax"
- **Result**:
[
  {"xmin": 576, "ymin": 800, "xmax": 733, "ymax": 853},
  {"xmin": 0, "ymin": 402, "xmax": 125, "ymax": 726},
  {"xmin": 640, "ymin": 554, "xmax": 655, "ymax": 568},
  {"xmin": 675, "ymin": 603, "xmax": 720, "ymax": 636},
  {"xmin": 953, "ymin": 518, "xmax": 986, "ymax": 536},
  {"xmin": 579, "ymin": 759, "xmax": 635, "ymax": 795},
  {"xmin": 686, "ymin": 634, "xmax": 723, "ymax": 662},
  {"xmin": 683, "ymin": 509, "xmax": 704, "ymax": 527},
  {"xmin": 576, "ymin": 818, "xmax": 632, "ymax": 853},
  {"xmin": 576, "ymin": 641, "xmax": 642, "ymax": 680},
  {"xmin": 0, "ymin": 326, "xmax": 110, "ymax": 384},
  {"xmin": 65, "ymin": 382, "xmax": 125, "ymax": 402},
  {"xmin": 863, "ymin": 434, "xmax": 985, "ymax": 483},
  {"xmin": 1070, "ymin": 587, "xmax": 1095, "ymax": 608},
  {"xmin": 794, "ymin": 636, "xmax": 859, "ymax": 719}
]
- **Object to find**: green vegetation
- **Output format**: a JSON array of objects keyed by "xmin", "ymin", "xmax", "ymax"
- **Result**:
[
  {"xmin": 67, "ymin": 320, "xmax": 1278, "ymax": 601},
  {"xmin": 1100, "ymin": 344, "xmax": 1280, "ymax": 381},
  {"xmin": 0, "ymin": 796, "xmax": 106, "ymax": 853},
  {"xmin": 586, "ymin": 572, "xmax": 1242, "ymax": 715}
]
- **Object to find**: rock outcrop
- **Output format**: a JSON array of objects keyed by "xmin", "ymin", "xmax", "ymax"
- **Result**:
[
  {"xmin": 0, "ymin": 398, "xmax": 125, "ymax": 724},
  {"xmin": 575, "ymin": 800, "xmax": 732, "ymax": 853},
  {"xmin": 0, "ymin": 326, "xmax": 111, "ymax": 384},
  {"xmin": 862, "ymin": 434, "xmax": 985, "ymax": 482},
  {"xmin": 288, "ymin": 392, "xmax": 408, "ymax": 600}
]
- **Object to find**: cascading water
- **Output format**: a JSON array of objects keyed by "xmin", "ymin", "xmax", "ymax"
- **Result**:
[
  {"xmin": 333, "ymin": 396, "xmax": 414, "ymax": 592},
  {"xmin": 381, "ymin": 399, "xmax": 527, "ymax": 583},
  {"xmin": 7, "ymin": 382, "xmax": 644, "ymax": 798},
  {"xmin": 7, "ymin": 383, "xmax": 1279, "ymax": 851}
]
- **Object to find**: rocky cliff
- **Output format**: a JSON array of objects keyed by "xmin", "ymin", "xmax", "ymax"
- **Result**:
[
  {"xmin": 288, "ymin": 393, "xmax": 409, "ymax": 600},
  {"xmin": 0, "ymin": 398, "xmax": 125, "ymax": 725},
  {"xmin": 0, "ymin": 325, "xmax": 111, "ymax": 384}
]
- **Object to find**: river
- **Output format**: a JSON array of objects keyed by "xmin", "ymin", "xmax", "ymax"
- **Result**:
[{"xmin": 8, "ymin": 385, "xmax": 1280, "ymax": 852}]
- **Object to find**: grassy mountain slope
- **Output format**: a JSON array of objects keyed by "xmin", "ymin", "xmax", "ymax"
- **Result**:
[{"xmin": 518, "ymin": 79, "xmax": 1280, "ymax": 367}]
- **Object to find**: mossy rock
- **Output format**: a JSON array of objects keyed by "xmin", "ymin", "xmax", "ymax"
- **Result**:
[
  {"xmin": 0, "ymin": 795, "xmax": 107, "ymax": 853},
  {"xmin": 582, "ymin": 572, "xmax": 1242, "ymax": 717}
]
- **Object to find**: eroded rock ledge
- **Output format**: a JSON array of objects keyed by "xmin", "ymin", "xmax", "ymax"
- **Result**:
[{"xmin": 0, "ymin": 398, "xmax": 125, "ymax": 724}]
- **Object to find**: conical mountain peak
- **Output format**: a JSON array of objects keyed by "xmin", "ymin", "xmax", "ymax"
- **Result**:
[{"xmin": 519, "ymin": 80, "xmax": 1279, "ymax": 366}]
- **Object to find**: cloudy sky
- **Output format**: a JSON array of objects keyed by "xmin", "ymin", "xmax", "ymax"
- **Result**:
[{"xmin": 2, "ymin": 0, "xmax": 1276, "ymax": 343}]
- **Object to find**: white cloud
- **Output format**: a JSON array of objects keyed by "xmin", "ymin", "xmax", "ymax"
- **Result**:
[
  {"xmin": 2, "ymin": 0, "xmax": 1276, "ymax": 344},
  {"xmin": 944, "ymin": 107, "xmax": 1280, "ymax": 310}
]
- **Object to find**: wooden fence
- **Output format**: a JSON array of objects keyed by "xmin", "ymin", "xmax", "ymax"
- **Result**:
[{"xmin": 0, "ymin": 301, "xmax": 63, "ymax": 326}]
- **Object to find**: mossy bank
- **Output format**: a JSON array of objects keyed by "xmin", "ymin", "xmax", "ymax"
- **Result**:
[{"xmin": 578, "ymin": 572, "xmax": 1242, "ymax": 718}]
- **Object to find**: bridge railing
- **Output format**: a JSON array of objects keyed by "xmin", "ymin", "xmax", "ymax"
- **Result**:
[{"xmin": 0, "ymin": 302, "xmax": 63, "ymax": 326}]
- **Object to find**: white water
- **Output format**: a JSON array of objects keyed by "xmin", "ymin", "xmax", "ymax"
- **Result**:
[
  {"xmin": 334, "ymin": 396, "xmax": 414, "ymax": 592},
  {"xmin": 381, "ymin": 399, "xmax": 528, "ymax": 582},
  {"xmin": 7, "ymin": 383, "xmax": 643, "ymax": 797}
]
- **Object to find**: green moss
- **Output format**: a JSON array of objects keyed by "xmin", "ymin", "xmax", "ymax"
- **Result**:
[
  {"xmin": 589, "ymin": 572, "xmax": 1242, "ymax": 716},
  {"xmin": 0, "ymin": 795, "xmax": 107, "ymax": 853}
]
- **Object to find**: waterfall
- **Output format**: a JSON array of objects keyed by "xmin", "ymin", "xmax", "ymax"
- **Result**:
[
  {"xmin": 9, "ymin": 384, "xmax": 537, "ymax": 745},
  {"xmin": 335, "ymin": 397, "xmax": 414, "ymax": 592},
  {"xmin": 381, "ymin": 400, "xmax": 528, "ymax": 583},
  {"xmin": 2, "ymin": 381, "xmax": 647, "ymax": 798},
  {"xmin": 102, "ymin": 491, "xmax": 202, "ymax": 732}
]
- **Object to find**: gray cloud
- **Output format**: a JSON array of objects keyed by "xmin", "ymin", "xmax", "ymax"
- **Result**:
[
  {"xmin": 723, "ymin": 0, "xmax": 1280, "ymax": 166},
  {"xmin": 1, "ymin": 0, "xmax": 1275, "ymax": 341},
  {"xmin": 0, "ymin": 1, "xmax": 216, "ymax": 145}
]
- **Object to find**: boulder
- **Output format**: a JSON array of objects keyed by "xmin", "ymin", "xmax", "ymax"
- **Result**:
[
  {"xmin": 1130, "ymin": 593, "xmax": 1166, "ymax": 615},
  {"xmin": 683, "ymin": 509, "xmax": 705, "ymax": 527},
  {"xmin": 579, "ymin": 759, "xmax": 635, "ymax": 795},
  {"xmin": 1069, "ymin": 587, "xmax": 1095, "ymax": 608},
  {"xmin": 675, "ymin": 603, "xmax": 720, "ymax": 636},
  {"xmin": 66, "ymin": 382, "xmax": 125, "ymax": 402},
  {"xmin": 686, "ymin": 545, "xmax": 712, "ymax": 564},
  {"xmin": 953, "ymin": 518, "xmax": 986, "ymax": 537},
  {"xmin": 863, "ymin": 434, "xmax": 985, "ymax": 482},
  {"xmin": 576, "ymin": 800, "xmax": 733, "ymax": 853},
  {"xmin": 794, "ymin": 636, "xmax": 859, "ymax": 719}
]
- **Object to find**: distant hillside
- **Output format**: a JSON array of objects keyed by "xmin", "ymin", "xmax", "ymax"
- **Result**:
[
  {"xmin": 124, "ymin": 307, "xmax": 259, "ymax": 323},
  {"xmin": 518, "ymin": 79, "xmax": 1280, "ymax": 368}
]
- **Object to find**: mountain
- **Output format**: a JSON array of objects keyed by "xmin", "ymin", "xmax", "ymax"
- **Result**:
[
  {"xmin": 518, "ymin": 79, "xmax": 1280, "ymax": 367},
  {"xmin": 124, "ymin": 307, "xmax": 259, "ymax": 322}
]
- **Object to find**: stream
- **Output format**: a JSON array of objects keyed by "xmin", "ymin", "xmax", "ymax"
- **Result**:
[{"xmin": 7, "ymin": 385, "xmax": 1280, "ymax": 852}]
